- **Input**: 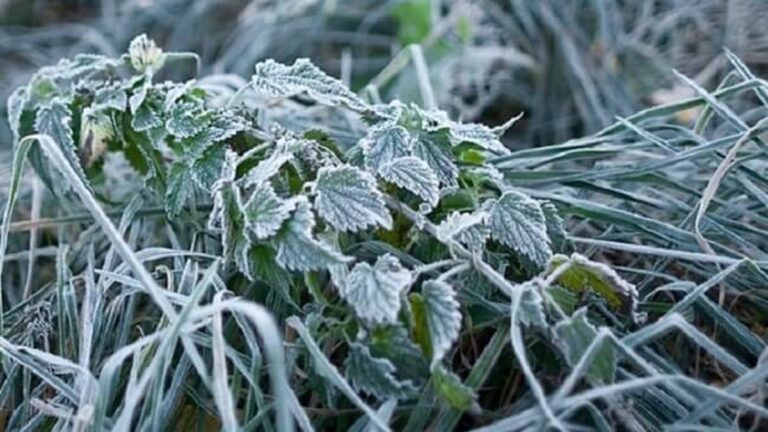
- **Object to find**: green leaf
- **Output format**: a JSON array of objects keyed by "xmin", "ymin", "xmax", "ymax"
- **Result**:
[
  {"xmin": 7, "ymin": 86, "xmax": 29, "ymax": 143},
  {"xmin": 458, "ymin": 148, "xmax": 486, "ymax": 165},
  {"xmin": 422, "ymin": 280, "xmax": 462, "ymax": 368},
  {"xmin": 29, "ymin": 76, "xmax": 58, "ymax": 101},
  {"xmin": 378, "ymin": 156, "xmax": 440, "ymax": 206},
  {"xmin": 128, "ymin": 81, "xmax": 148, "ymax": 114},
  {"xmin": 34, "ymin": 98, "xmax": 90, "ymax": 189},
  {"xmin": 239, "ymin": 147, "xmax": 293, "ymax": 189},
  {"xmin": 287, "ymin": 317, "xmax": 390, "ymax": 432},
  {"xmin": 553, "ymin": 308, "xmax": 615, "ymax": 383},
  {"xmin": 209, "ymin": 151, "xmax": 248, "ymax": 265},
  {"xmin": 542, "ymin": 201, "xmax": 568, "ymax": 252},
  {"xmin": 165, "ymin": 163, "xmax": 193, "ymax": 217},
  {"xmin": 216, "ymin": 186, "xmax": 250, "ymax": 271},
  {"xmin": 517, "ymin": 281, "xmax": 547, "ymax": 328},
  {"xmin": 94, "ymin": 86, "xmax": 127, "ymax": 111},
  {"xmin": 275, "ymin": 197, "xmax": 352, "ymax": 272},
  {"xmin": 431, "ymin": 366, "xmax": 479, "ymax": 413},
  {"xmin": 252, "ymin": 58, "xmax": 368, "ymax": 111},
  {"xmin": 545, "ymin": 254, "xmax": 637, "ymax": 314},
  {"xmin": 412, "ymin": 130, "xmax": 458, "ymax": 187},
  {"xmin": 449, "ymin": 122, "xmax": 511, "ymax": 155},
  {"xmin": 243, "ymin": 245, "xmax": 297, "ymax": 306},
  {"xmin": 345, "ymin": 342, "xmax": 418, "ymax": 400},
  {"xmin": 548, "ymin": 286, "xmax": 579, "ymax": 316},
  {"xmin": 340, "ymin": 254, "xmax": 412, "ymax": 325},
  {"xmin": 188, "ymin": 111, "xmax": 245, "ymax": 159},
  {"xmin": 191, "ymin": 144, "xmax": 225, "ymax": 190},
  {"xmin": 315, "ymin": 165, "xmax": 392, "ymax": 233},
  {"xmin": 131, "ymin": 96, "xmax": 163, "ymax": 132},
  {"xmin": 35, "ymin": 99, "xmax": 75, "ymax": 152},
  {"xmin": 166, "ymin": 101, "xmax": 211, "ymax": 139},
  {"xmin": 182, "ymin": 113, "xmax": 245, "ymax": 189},
  {"xmin": 436, "ymin": 211, "xmax": 488, "ymax": 252},
  {"xmin": 409, "ymin": 293, "xmax": 432, "ymax": 361},
  {"xmin": 362, "ymin": 123, "xmax": 412, "ymax": 171},
  {"xmin": 439, "ymin": 189, "xmax": 476, "ymax": 212},
  {"xmin": 487, "ymin": 190, "xmax": 552, "ymax": 267},
  {"xmin": 242, "ymin": 182, "xmax": 295, "ymax": 240},
  {"xmin": 370, "ymin": 325, "xmax": 429, "ymax": 384}
]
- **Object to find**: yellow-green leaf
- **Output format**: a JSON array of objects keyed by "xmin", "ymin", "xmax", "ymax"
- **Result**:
[{"xmin": 545, "ymin": 253, "xmax": 637, "ymax": 314}]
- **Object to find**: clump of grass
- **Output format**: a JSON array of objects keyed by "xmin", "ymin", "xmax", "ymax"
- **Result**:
[{"xmin": 1, "ymin": 34, "xmax": 768, "ymax": 432}]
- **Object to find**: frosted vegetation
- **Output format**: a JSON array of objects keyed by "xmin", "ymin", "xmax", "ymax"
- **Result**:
[{"xmin": 1, "ymin": 2, "xmax": 768, "ymax": 430}]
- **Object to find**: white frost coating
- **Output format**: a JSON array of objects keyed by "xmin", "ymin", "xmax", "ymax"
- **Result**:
[
  {"xmin": 422, "ymin": 279, "xmax": 462, "ymax": 368},
  {"xmin": 487, "ymin": 190, "xmax": 552, "ymax": 266},
  {"xmin": 315, "ymin": 164, "xmax": 392, "ymax": 233},
  {"xmin": 340, "ymin": 255, "xmax": 412, "ymax": 324}
]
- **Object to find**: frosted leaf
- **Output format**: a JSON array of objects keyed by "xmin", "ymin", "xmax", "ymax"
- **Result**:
[
  {"xmin": 436, "ymin": 211, "xmax": 488, "ymax": 252},
  {"xmin": 490, "ymin": 112, "xmax": 524, "ymax": 136},
  {"xmin": 207, "ymin": 111, "xmax": 246, "ymax": 140},
  {"xmin": 166, "ymin": 102, "xmax": 210, "ymax": 138},
  {"xmin": 554, "ymin": 308, "xmax": 615, "ymax": 383},
  {"xmin": 208, "ymin": 150, "xmax": 239, "ymax": 232},
  {"xmin": 516, "ymin": 281, "xmax": 547, "ymax": 328},
  {"xmin": 432, "ymin": 366, "xmax": 479, "ymax": 413},
  {"xmin": 487, "ymin": 190, "xmax": 552, "ymax": 267},
  {"xmin": 29, "ymin": 54, "xmax": 117, "ymax": 92},
  {"xmin": 378, "ymin": 157, "xmax": 439, "ymax": 206},
  {"xmin": 422, "ymin": 280, "xmax": 462, "ymax": 368},
  {"xmin": 7, "ymin": 86, "xmax": 28, "ymax": 144},
  {"xmin": 341, "ymin": 255, "xmax": 412, "ymax": 324},
  {"xmin": 315, "ymin": 165, "xmax": 392, "ymax": 233},
  {"xmin": 35, "ymin": 99, "xmax": 74, "ymax": 152},
  {"xmin": 409, "ymin": 105, "xmax": 451, "ymax": 132},
  {"xmin": 207, "ymin": 152, "xmax": 254, "ymax": 275},
  {"xmin": 191, "ymin": 145, "xmax": 225, "ymax": 190},
  {"xmin": 128, "ymin": 82, "xmax": 148, "ymax": 114},
  {"xmin": 541, "ymin": 201, "xmax": 567, "ymax": 252},
  {"xmin": 234, "ymin": 236, "xmax": 256, "ymax": 279},
  {"xmin": 239, "ymin": 149, "xmax": 294, "ymax": 189},
  {"xmin": 275, "ymin": 197, "xmax": 352, "ymax": 272},
  {"xmin": 243, "ymin": 182, "xmax": 295, "ymax": 240},
  {"xmin": 467, "ymin": 165, "xmax": 503, "ymax": 188},
  {"xmin": 412, "ymin": 131, "xmax": 458, "ymax": 187},
  {"xmin": 183, "ymin": 111, "xmax": 245, "ymax": 161},
  {"xmin": 131, "ymin": 95, "xmax": 163, "ymax": 132},
  {"xmin": 344, "ymin": 342, "xmax": 418, "ymax": 400},
  {"xmin": 163, "ymin": 80, "xmax": 197, "ymax": 110},
  {"xmin": 405, "ymin": 102, "xmax": 517, "ymax": 155},
  {"xmin": 361, "ymin": 123, "xmax": 412, "ymax": 171},
  {"xmin": 94, "ymin": 86, "xmax": 127, "ymax": 111},
  {"xmin": 35, "ymin": 98, "xmax": 90, "ymax": 189},
  {"xmin": 165, "ymin": 163, "xmax": 192, "ymax": 217},
  {"xmin": 328, "ymin": 261, "xmax": 349, "ymax": 291},
  {"xmin": 252, "ymin": 58, "xmax": 368, "ymax": 111},
  {"xmin": 545, "ymin": 253, "xmax": 638, "ymax": 316},
  {"xmin": 449, "ymin": 122, "xmax": 511, "ymax": 155}
]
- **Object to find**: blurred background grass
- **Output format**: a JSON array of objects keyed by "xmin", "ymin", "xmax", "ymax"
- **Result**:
[{"xmin": 3, "ymin": 0, "xmax": 768, "ymax": 149}]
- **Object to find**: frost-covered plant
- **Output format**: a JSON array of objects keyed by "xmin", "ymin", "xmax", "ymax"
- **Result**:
[{"xmin": 0, "ymin": 35, "xmax": 697, "ymax": 431}]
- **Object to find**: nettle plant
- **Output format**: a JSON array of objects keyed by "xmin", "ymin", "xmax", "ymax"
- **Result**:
[{"xmin": 1, "ymin": 35, "xmax": 639, "ymax": 430}]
